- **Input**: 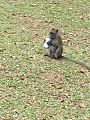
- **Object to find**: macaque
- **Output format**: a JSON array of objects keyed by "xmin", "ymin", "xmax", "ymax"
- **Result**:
[
  {"xmin": 43, "ymin": 28, "xmax": 90, "ymax": 71},
  {"xmin": 43, "ymin": 28, "xmax": 63, "ymax": 59}
]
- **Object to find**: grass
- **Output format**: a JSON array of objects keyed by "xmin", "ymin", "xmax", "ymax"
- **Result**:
[{"xmin": 0, "ymin": 0, "xmax": 90, "ymax": 119}]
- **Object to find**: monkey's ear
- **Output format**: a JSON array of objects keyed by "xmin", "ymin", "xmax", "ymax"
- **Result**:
[{"xmin": 56, "ymin": 29, "xmax": 58, "ymax": 33}]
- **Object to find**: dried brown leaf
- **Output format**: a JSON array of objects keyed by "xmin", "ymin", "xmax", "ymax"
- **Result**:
[
  {"xmin": 79, "ymin": 67, "xmax": 86, "ymax": 73},
  {"xmin": 77, "ymin": 103, "xmax": 86, "ymax": 108}
]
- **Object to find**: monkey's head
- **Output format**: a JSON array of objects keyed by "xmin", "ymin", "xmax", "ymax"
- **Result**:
[{"xmin": 49, "ymin": 28, "xmax": 58, "ymax": 39}]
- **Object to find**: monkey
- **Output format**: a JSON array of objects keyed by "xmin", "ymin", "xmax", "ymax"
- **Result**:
[
  {"xmin": 43, "ymin": 28, "xmax": 90, "ymax": 71},
  {"xmin": 43, "ymin": 28, "xmax": 63, "ymax": 59}
]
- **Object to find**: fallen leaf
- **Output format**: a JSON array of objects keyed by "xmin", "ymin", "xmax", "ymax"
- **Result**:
[
  {"xmin": 78, "ymin": 103, "xmax": 86, "ymax": 108},
  {"xmin": 0, "ymin": 116, "xmax": 3, "ymax": 120},
  {"xmin": 59, "ymin": 95, "xmax": 68, "ymax": 102},
  {"xmin": 19, "ymin": 76, "xmax": 26, "ymax": 80},
  {"xmin": 81, "ymin": 82, "xmax": 90, "ymax": 88},
  {"xmin": 40, "ymin": 118, "xmax": 46, "ymax": 120},
  {"xmin": 12, "ymin": 13, "xmax": 17, "ymax": 16},
  {"xmin": 0, "ymin": 49, "xmax": 6, "ymax": 52},
  {"xmin": 80, "ymin": 16, "xmax": 84, "ymax": 20},
  {"xmin": 79, "ymin": 67, "xmax": 86, "ymax": 73}
]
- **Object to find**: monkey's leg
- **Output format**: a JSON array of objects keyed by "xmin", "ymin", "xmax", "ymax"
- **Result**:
[
  {"xmin": 47, "ymin": 46, "xmax": 55, "ymax": 58},
  {"xmin": 55, "ymin": 47, "xmax": 63, "ymax": 59}
]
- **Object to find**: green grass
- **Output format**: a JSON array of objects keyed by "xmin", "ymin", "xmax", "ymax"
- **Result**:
[{"xmin": 0, "ymin": 0, "xmax": 90, "ymax": 119}]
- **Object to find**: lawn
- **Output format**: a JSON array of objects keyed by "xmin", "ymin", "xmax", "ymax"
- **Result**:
[{"xmin": 0, "ymin": 0, "xmax": 90, "ymax": 119}]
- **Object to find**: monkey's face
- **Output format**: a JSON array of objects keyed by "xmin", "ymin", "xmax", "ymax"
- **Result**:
[
  {"xmin": 49, "ymin": 28, "xmax": 58, "ymax": 39},
  {"xmin": 43, "ymin": 37, "xmax": 50, "ymax": 49},
  {"xmin": 49, "ymin": 32, "xmax": 56, "ymax": 39}
]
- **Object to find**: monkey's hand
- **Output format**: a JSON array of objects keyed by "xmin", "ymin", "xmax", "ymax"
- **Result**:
[{"xmin": 47, "ymin": 41, "xmax": 52, "ymax": 46}]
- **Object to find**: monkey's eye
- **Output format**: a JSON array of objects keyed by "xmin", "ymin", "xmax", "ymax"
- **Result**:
[
  {"xmin": 50, "ymin": 32, "xmax": 56, "ymax": 34},
  {"xmin": 49, "ymin": 32, "xmax": 56, "ymax": 36},
  {"xmin": 49, "ymin": 32, "xmax": 54, "ymax": 36}
]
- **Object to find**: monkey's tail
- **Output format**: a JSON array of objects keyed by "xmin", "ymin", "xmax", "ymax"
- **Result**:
[{"xmin": 61, "ymin": 56, "xmax": 90, "ymax": 71}]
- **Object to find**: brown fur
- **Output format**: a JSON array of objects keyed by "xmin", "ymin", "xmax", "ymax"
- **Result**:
[{"xmin": 47, "ymin": 28, "xmax": 63, "ymax": 59}]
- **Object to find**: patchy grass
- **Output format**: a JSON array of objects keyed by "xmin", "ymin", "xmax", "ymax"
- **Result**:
[{"xmin": 0, "ymin": 0, "xmax": 90, "ymax": 119}]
